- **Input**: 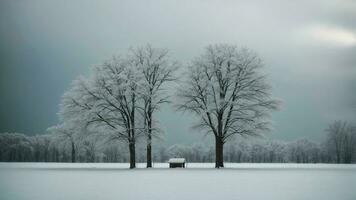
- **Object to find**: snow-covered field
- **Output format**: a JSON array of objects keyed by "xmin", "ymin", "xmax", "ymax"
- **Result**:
[{"xmin": 0, "ymin": 163, "xmax": 355, "ymax": 200}]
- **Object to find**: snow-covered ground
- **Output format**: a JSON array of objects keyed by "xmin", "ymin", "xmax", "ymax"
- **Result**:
[{"xmin": 0, "ymin": 163, "xmax": 355, "ymax": 200}]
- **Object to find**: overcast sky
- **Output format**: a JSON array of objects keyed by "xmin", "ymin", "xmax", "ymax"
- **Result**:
[{"xmin": 0, "ymin": 0, "xmax": 355, "ymax": 144}]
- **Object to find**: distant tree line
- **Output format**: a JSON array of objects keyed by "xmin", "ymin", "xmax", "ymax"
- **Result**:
[{"xmin": 1, "ymin": 121, "xmax": 355, "ymax": 163}]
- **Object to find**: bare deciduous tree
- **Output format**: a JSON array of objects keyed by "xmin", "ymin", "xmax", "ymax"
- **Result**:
[
  {"xmin": 131, "ymin": 45, "xmax": 177, "ymax": 167},
  {"xmin": 47, "ymin": 122, "xmax": 87, "ymax": 163},
  {"xmin": 59, "ymin": 56, "xmax": 142, "ymax": 168},
  {"xmin": 177, "ymin": 44, "xmax": 279, "ymax": 168},
  {"xmin": 326, "ymin": 121, "xmax": 356, "ymax": 163}
]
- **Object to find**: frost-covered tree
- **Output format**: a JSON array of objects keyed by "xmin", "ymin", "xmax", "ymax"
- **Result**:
[
  {"xmin": 47, "ymin": 122, "xmax": 87, "ymax": 163},
  {"xmin": 71, "ymin": 129, "xmax": 103, "ymax": 163},
  {"xmin": 287, "ymin": 138, "xmax": 320, "ymax": 163},
  {"xmin": 131, "ymin": 45, "xmax": 177, "ymax": 167},
  {"xmin": 30, "ymin": 134, "xmax": 52, "ymax": 162},
  {"xmin": 225, "ymin": 139, "xmax": 251, "ymax": 162},
  {"xmin": 0, "ymin": 133, "xmax": 33, "ymax": 162},
  {"xmin": 177, "ymin": 44, "xmax": 279, "ymax": 168},
  {"xmin": 59, "ymin": 56, "xmax": 143, "ymax": 168},
  {"xmin": 101, "ymin": 141, "xmax": 128, "ymax": 162},
  {"xmin": 325, "ymin": 121, "xmax": 356, "ymax": 163}
]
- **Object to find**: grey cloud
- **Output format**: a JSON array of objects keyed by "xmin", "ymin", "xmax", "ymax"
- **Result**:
[{"xmin": 0, "ymin": 0, "xmax": 355, "ymax": 144}]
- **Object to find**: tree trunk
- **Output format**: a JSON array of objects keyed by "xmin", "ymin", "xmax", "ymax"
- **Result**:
[
  {"xmin": 215, "ymin": 136, "xmax": 224, "ymax": 168},
  {"xmin": 129, "ymin": 141, "xmax": 136, "ymax": 169},
  {"xmin": 146, "ymin": 97, "xmax": 153, "ymax": 168},
  {"xmin": 129, "ymin": 93, "xmax": 136, "ymax": 169},
  {"xmin": 71, "ymin": 142, "xmax": 76, "ymax": 163},
  {"xmin": 146, "ymin": 134, "xmax": 152, "ymax": 168},
  {"xmin": 146, "ymin": 111, "xmax": 153, "ymax": 168}
]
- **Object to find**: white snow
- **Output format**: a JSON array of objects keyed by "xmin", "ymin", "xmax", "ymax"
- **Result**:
[
  {"xmin": 168, "ymin": 158, "xmax": 186, "ymax": 163},
  {"xmin": 0, "ymin": 163, "xmax": 355, "ymax": 200}
]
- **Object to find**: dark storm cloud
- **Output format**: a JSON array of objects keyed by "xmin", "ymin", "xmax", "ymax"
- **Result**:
[{"xmin": 0, "ymin": 0, "xmax": 355, "ymax": 143}]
